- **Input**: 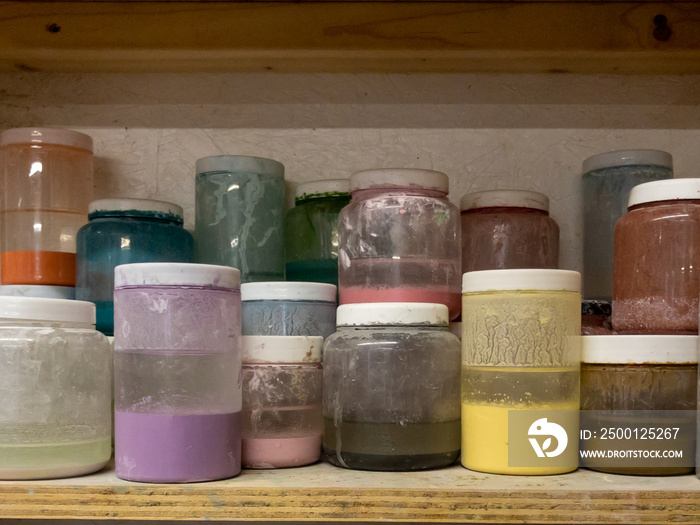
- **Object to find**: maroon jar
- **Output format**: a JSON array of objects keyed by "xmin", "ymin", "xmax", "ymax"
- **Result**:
[{"xmin": 460, "ymin": 190, "xmax": 559, "ymax": 273}]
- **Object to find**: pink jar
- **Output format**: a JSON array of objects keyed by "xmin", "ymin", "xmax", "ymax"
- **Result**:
[{"xmin": 460, "ymin": 190, "xmax": 559, "ymax": 273}]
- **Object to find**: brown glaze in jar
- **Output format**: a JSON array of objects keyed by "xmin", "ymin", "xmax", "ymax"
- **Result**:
[
  {"xmin": 612, "ymin": 179, "xmax": 700, "ymax": 334},
  {"xmin": 460, "ymin": 190, "xmax": 559, "ymax": 273}
]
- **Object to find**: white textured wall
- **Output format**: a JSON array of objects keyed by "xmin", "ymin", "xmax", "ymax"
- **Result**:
[{"xmin": 1, "ymin": 73, "xmax": 699, "ymax": 275}]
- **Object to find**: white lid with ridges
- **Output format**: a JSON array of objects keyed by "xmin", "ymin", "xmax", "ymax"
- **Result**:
[
  {"xmin": 350, "ymin": 168, "xmax": 449, "ymax": 193},
  {"xmin": 242, "ymin": 335, "xmax": 323, "ymax": 363},
  {"xmin": 242, "ymin": 282, "xmax": 336, "ymax": 302},
  {"xmin": 627, "ymin": 178, "xmax": 700, "ymax": 208},
  {"xmin": 336, "ymin": 302, "xmax": 448, "ymax": 327},
  {"xmin": 89, "ymin": 198, "xmax": 184, "ymax": 219},
  {"xmin": 582, "ymin": 335, "xmax": 698, "ymax": 364},
  {"xmin": 295, "ymin": 179, "xmax": 350, "ymax": 200},
  {"xmin": 115, "ymin": 263, "xmax": 240, "ymax": 289},
  {"xmin": 582, "ymin": 149, "xmax": 673, "ymax": 174},
  {"xmin": 0, "ymin": 297, "xmax": 95, "ymax": 324},
  {"xmin": 195, "ymin": 155, "xmax": 284, "ymax": 177},
  {"xmin": 0, "ymin": 285, "xmax": 75, "ymax": 300},
  {"xmin": 0, "ymin": 127, "xmax": 93, "ymax": 152},
  {"xmin": 463, "ymin": 269, "xmax": 581, "ymax": 293},
  {"xmin": 460, "ymin": 190, "xmax": 549, "ymax": 212}
]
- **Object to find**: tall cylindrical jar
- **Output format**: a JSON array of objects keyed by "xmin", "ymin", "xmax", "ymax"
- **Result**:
[
  {"xmin": 582, "ymin": 149, "xmax": 673, "ymax": 302},
  {"xmin": 241, "ymin": 335, "xmax": 323, "ymax": 469},
  {"xmin": 113, "ymin": 263, "xmax": 242, "ymax": 483},
  {"xmin": 195, "ymin": 155, "xmax": 285, "ymax": 283},
  {"xmin": 613, "ymin": 178, "xmax": 700, "ymax": 334},
  {"xmin": 460, "ymin": 189, "xmax": 559, "ymax": 273},
  {"xmin": 323, "ymin": 303, "xmax": 461, "ymax": 471},
  {"xmin": 0, "ymin": 297, "xmax": 111, "ymax": 480},
  {"xmin": 284, "ymin": 179, "xmax": 351, "ymax": 287},
  {"xmin": 0, "ymin": 128, "xmax": 93, "ymax": 287},
  {"xmin": 337, "ymin": 169, "xmax": 461, "ymax": 320},
  {"xmin": 461, "ymin": 269, "xmax": 581, "ymax": 475},
  {"xmin": 76, "ymin": 198, "xmax": 194, "ymax": 336}
]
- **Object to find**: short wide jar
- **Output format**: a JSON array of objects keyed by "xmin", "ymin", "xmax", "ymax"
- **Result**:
[{"xmin": 0, "ymin": 297, "xmax": 112, "ymax": 480}]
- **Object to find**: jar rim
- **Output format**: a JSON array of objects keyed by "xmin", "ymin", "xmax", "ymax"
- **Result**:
[
  {"xmin": 115, "ymin": 263, "xmax": 240, "ymax": 289},
  {"xmin": 0, "ymin": 297, "xmax": 95, "ymax": 324},
  {"xmin": 242, "ymin": 281, "xmax": 336, "ymax": 302},
  {"xmin": 350, "ymin": 168, "xmax": 448, "ymax": 193},
  {"xmin": 88, "ymin": 198, "xmax": 184, "ymax": 223},
  {"xmin": 460, "ymin": 189, "xmax": 549, "ymax": 212},
  {"xmin": 0, "ymin": 127, "xmax": 93, "ymax": 152},
  {"xmin": 336, "ymin": 302, "xmax": 449, "ymax": 327},
  {"xmin": 627, "ymin": 178, "xmax": 700, "ymax": 208},
  {"xmin": 295, "ymin": 179, "xmax": 350, "ymax": 202},
  {"xmin": 462, "ymin": 269, "xmax": 581, "ymax": 294},
  {"xmin": 195, "ymin": 155, "xmax": 284, "ymax": 177},
  {"xmin": 581, "ymin": 149, "xmax": 672, "ymax": 174},
  {"xmin": 582, "ymin": 335, "xmax": 698, "ymax": 364}
]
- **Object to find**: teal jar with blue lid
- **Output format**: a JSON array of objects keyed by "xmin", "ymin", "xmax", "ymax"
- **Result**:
[{"xmin": 76, "ymin": 198, "xmax": 194, "ymax": 335}]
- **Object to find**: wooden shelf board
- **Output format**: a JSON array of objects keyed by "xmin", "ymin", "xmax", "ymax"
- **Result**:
[{"xmin": 1, "ymin": 463, "xmax": 700, "ymax": 522}]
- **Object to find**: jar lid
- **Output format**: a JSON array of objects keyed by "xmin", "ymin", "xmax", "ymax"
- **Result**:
[
  {"xmin": 336, "ymin": 302, "xmax": 449, "ymax": 327},
  {"xmin": 88, "ymin": 198, "xmax": 184, "ymax": 222},
  {"xmin": 627, "ymin": 178, "xmax": 700, "ymax": 208},
  {"xmin": 241, "ymin": 335, "xmax": 323, "ymax": 363},
  {"xmin": 582, "ymin": 335, "xmax": 698, "ymax": 364},
  {"xmin": 459, "ymin": 190, "xmax": 549, "ymax": 212},
  {"xmin": 0, "ymin": 127, "xmax": 93, "ymax": 152},
  {"xmin": 462, "ymin": 269, "xmax": 581, "ymax": 293},
  {"xmin": 295, "ymin": 179, "xmax": 350, "ymax": 201},
  {"xmin": 0, "ymin": 285, "xmax": 75, "ymax": 300},
  {"xmin": 581, "ymin": 149, "xmax": 673, "ymax": 174},
  {"xmin": 195, "ymin": 155, "xmax": 284, "ymax": 177},
  {"xmin": 241, "ymin": 282, "xmax": 336, "ymax": 302},
  {"xmin": 115, "ymin": 263, "xmax": 240, "ymax": 289},
  {"xmin": 350, "ymin": 168, "xmax": 449, "ymax": 193},
  {"xmin": 0, "ymin": 297, "xmax": 95, "ymax": 324}
]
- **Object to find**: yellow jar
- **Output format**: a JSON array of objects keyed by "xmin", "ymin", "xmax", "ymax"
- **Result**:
[{"xmin": 461, "ymin": 269, "xmax": 581, "ymax": 475}]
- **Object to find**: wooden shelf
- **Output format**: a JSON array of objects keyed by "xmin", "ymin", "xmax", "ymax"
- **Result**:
[
  {"xmin": 1, "ymin": 463, "xmax": 700, "ymax": 522},
  {"xmin": 1, "ymin": 1, "xmax": 700, "ymax": 74}
]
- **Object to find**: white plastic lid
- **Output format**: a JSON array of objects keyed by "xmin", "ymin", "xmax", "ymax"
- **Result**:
[
  {"xmin": 336, "ymin": 302, "xmax": 448, "ymax": 327},
  {"xmin": 115, "ymin": 263, "xmax": 240, "ymax": 289},
  {"xmin": 460, "ymin": 190, "xmax": 549, "ymax": 212},
  {"xmin": 582, "ymin": 149, "xmax": 673, "ymax": 174},
  {"xmin": 241, "ymin": 282, "xmax": 336, "ymax": 302},
  {"xmin": 627, "ymin": 178, "xmax": 700, "ymax": 208},
  {"xmin": 0, "ymin": 297, "xmax": 95, "ymax": 324},
  {"xmin": 195, "ymin": 155, "xmax": 284, "ymax": 177},
  {"xmin": 295, "ymin": 179, "xmax": 350, "ymax": 200},
  {"xmin": 89, "ymin": 198, "xmax": 184, "ymax": 219},
  {"xmin": 0, "ymin": 127, "xmax": 93, "ymax": 152},
  {"xmin": 241, "ymin": 335, "xmax": 323, "ymax": 363},
  {"xmin": 582, "ymin": 335, "xmax": 698, "ymax": 364},
  {"xmin": 462, "ymin": 269, "xmax": 581, "ymax": 293},
  {"xmin": 350, "ymin": 169, "xmax": 449, "ymax": 193},
  {"xmin": 0, "ymin": 285, "xmax": 75, "ymax": 300}
]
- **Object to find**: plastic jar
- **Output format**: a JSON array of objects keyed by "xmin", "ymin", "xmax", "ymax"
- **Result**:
[
  {"xmin": 76, "ymin": 198, "xmax": 194, "ymax": 336},
  {"xmin": 0, "ymin": 297, "xmax": 111, "ymax": 480},
  {"xmin": 241, "ymin": 335, "xmax": 323, "ymax": 469},
  {"xmin": 242, "ymin": 282, "xmax": 337, "ymax": 338},
  {"xmin": 460, "ymin": 190, "xmax": 559, "ymax": 273},
  {"xmin": 581, "ymin": 335, "xmax": 696, "ymax": 475},
  {"xmin": 323, "ymin": 303, "xmax": 461, "ymax": 471},
  {"xmin": 195, "ymin": 155, "xmax": 285, "ymax": 283},
  {"xmin": 337, "ymin": 169, "xmax": 462, "ymax": 320},
  {"xmin": 461, "ymin": 269, "xmax": 581, "ymax": 475},
  {"xmin": 613, "ymin": 178, "xmax": 700, "ymax": 334},
  {"xmin": 582, "ymin": 150, "xmax": 673, "ymax": 302},
  {"xmin": 0, "ymin": 128, "xmax": 93, "ymax": 287},
  {"xmin": 284, "ymin": 179, "xmax": 351, "ymax": 287},
  {"xmin": 113, "ymin": 263, "xmax": 242, "ymax": 483}
]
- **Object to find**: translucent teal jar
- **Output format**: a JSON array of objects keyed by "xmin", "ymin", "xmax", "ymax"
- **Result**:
[
  {"xmin": 284, "ymin": 179, "xmax": 350, "ymax": 287},
  {"xmin": 76, "ymin": 199, "xmax": 194, "ymax": 335},
  {"xmin": 195, "ymin": 155, "xmax": 285, "ymax": 283}
]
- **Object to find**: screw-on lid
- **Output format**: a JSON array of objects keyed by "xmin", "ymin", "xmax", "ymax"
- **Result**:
[
  {"xmin": 88, "ymin": 198, "xmax": 184, "ymax": 222},
  {"xmin": 0, "ymin": 285, "xmax": 75, "ymax": 300},
  {"xmin": 460, "ymin": 190, "xmax": 549, "ymax": 212},
  {"xmin": 241, "ymin": 282, "xmax": 336, "ymax": 302},
  {"xmin": 350, "ymin": 168, "xmax": 449, "ymax": 193},
  {"xmin": 242, "ymin": 335, "xmax": 323, "ymax": 363},
  {"xmin": 115, "ymin": 263, "xmax": 240, "ymax": 289},
  {"xmin": 195, "ymin": 155, "xmax": 284, "ymax": 177},
  {"xmin": 0, "ymin": 127, "xmax": 93, "ymax": 152},
  {"xmin": 336, "ymin": 302, "xmax": 449, "ymax": 327},
  {"xmin": 0, "ymin": 297, "xmax": 95, "ymax": 324},
  {"xmin": 582, "ymin": 335, "xmax": 698, "ymax": 364},
  {"xmin": 582, "ymin": 149, "xmax": 673, "ymax": 174},
  {"xmin": 463, "ymin": 269, "xmax": 581, "ymax": 293},
  {"xmin": 627, "ymin": 178, "xmax": 700, "ymax": 208},
  {"xmin": 295, "ymin": 179, "xmax": 350, "ymax": 201}
]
